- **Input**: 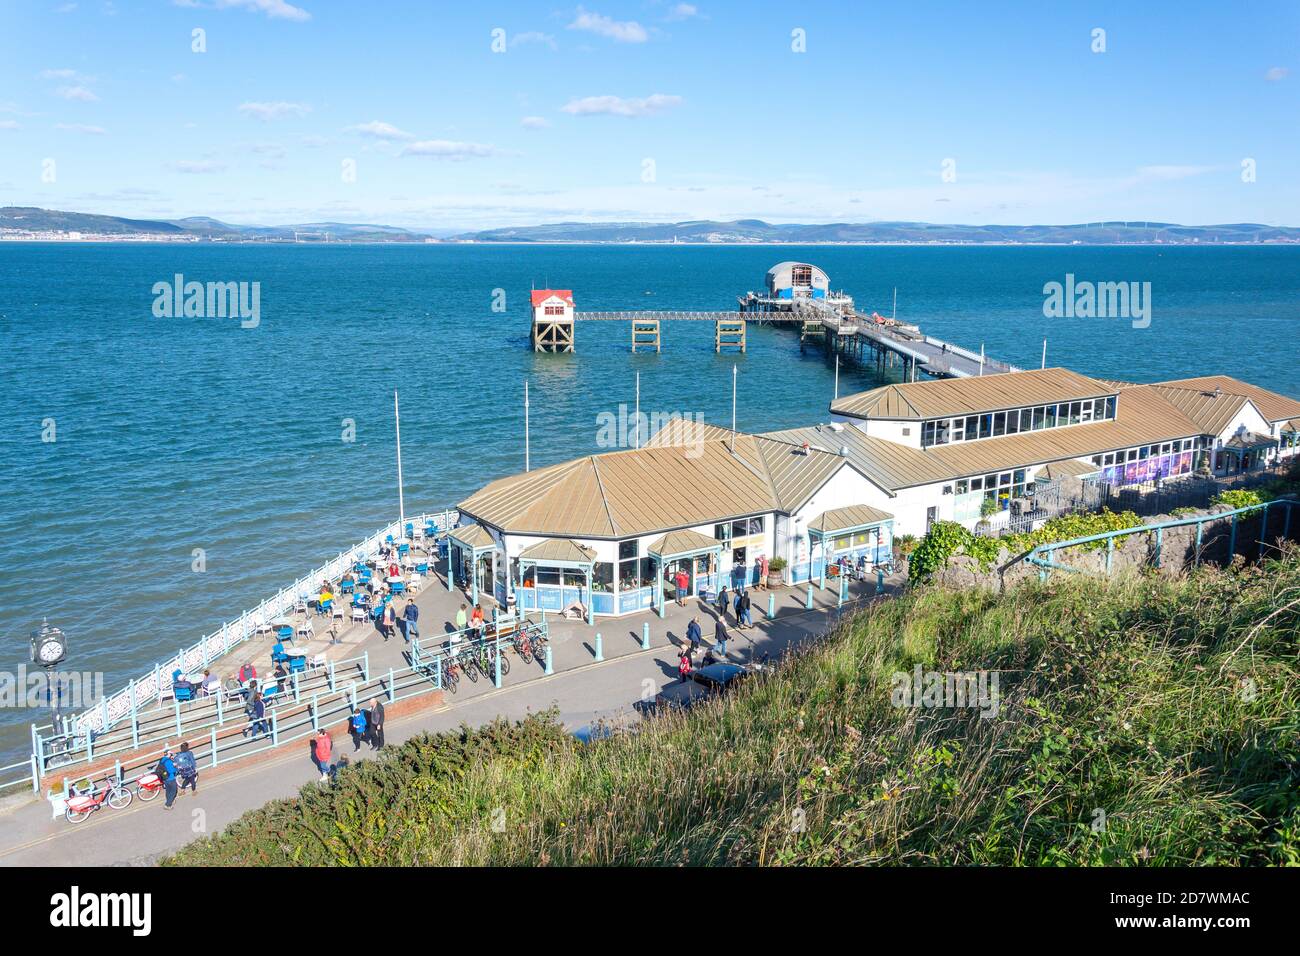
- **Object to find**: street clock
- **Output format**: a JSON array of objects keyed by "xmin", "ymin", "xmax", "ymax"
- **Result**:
[{"xmin": 30, "ymin": 620, "xmax": 67, "ymax": 667}]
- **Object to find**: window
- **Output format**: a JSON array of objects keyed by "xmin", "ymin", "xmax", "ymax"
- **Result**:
[
  {"xmin": 1092, "ymin": 455, "xmax": 1102, "ymax": 466},
  {"xmin": 593, "ymin": 562, "xmax": 613, "ymax": 592},
  {"xmin": 1044, "ymin": 405, "xmax": 1058, "ymax": 428},
  {"xmin": 544, "ymin": 304, "xmax": 565, "ymax": 315},
  {"xmin": 792, "ymin": 264, "xmax": 813, "ymax": 287},
  {"xmin": 619, "ymin": 539, "xmax": 638, "ymax": 561},
  {"xmin": 993, "ymin": 411, "xmax": 1007, "ymax": 437},
  {"xmin": 618, "ymin": 540, "xmax": 648, "ymax": 592},
  {"xmin": 1006, "ymin": 411, "xmax": 1020, "ymax": 435},
  {"xmin": 952, "ymin": 419, "xmax": 965, "ymax": 442},
  {"xmin": 714, "ymin": 523, "xmax": 731, "ymax": 542},
  {"xmin": 955, "ymin": 479, "xmax": 969, "ymax": 494},
  {"xmin": 921, "ymin": 421, "xmax": 936, "ymax": 447},
  {"xmin": 748, "ymin": 516, "xmax": 765, "ymax": 535},
  {"xmin": 1032, "ymin": 407, "xmax": 1046, "ymax": 430},
  {"xmin": 978, "ymin": 415, "xmax": 992, "ymax": 439},
  {"xmin": 1068, "ymin": 401, "xmax": 1082, "ymax": 425},
  {"xmin": 732, "ymin": 519, "xmax": 749, "ymax": 538},
  {"xmin": 934, "ymin": 419, "xmax": 951, "ymax": 445},
  {"xmin": 1020, "ymin": 409, "xmax": 1033, "ymax": 432},
  {"xmin": 1081, "ymin": 402, "xmax": 1094, "ymax": 424},
  {"xmin": 1127, "ymin": 448, "xmax": 1138, "ymax": 461},
  {"xmin": 1106, "ymin": 396, "xmax": 1117, "ymax": 419}
]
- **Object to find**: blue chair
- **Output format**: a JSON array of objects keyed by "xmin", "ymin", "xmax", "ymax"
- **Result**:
[
  {"xmin": 415, "ymin": 562, "xmax": 429, "ymax": 574},
  {"xmin": 386, "ymin": 534, "xmax": 394, "ymax": 544},
  {"xmin": 424, "ymin": 523, "xmax": 437, "ymax": 539},
  {"xmin": 275, "ymin": 625, "xmax": 293, "ymax": 642},
  {"xmin": 318, "ymin": 598, "xmax": 333, "ymax": 618},
  {"xmin": 354, "ymin": 562, "xmax": 367, "ymax": 573},
  {"xmin": 371, "ymin": 604, "xmax": 385, "ymax": 621},
  {"xmin": 173, "ymin": 683, "xmax": 197, "ymax": 703},
  {"xmin": 288, "ymin": 655, "xmax": 307, "ymax": 674},
  {"xmin": 405, "ymin": 523, "xmax": 414, "ymax": 538},
  {"xmin": 271, "ymin": 642, "xmax": 288, "ymax": 664},
  {"xmin": 340, "ymin": 580, "xmax": 355, "ymax": 594},
  {"xmin": 397, "ymin": 543, "xmax": 410, "ymax": 557},
  {"xmin": 358, "ymin": 569, "xmax": 372, "ymax": 584},
  {"xmin": 352, "ymin": 592, "xmax": 367, "ymax": 607},
  {"xmin": 390, "ymin": 580, "xmax": 406, "ymax": 596}
]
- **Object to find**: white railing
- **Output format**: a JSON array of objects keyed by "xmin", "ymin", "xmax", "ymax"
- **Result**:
[{"xmin": 63, "ymin": 509, "xmax": 458, "ymax": 741}]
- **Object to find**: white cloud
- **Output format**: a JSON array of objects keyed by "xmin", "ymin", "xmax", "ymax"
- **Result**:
[
  {"xmin": 560, "ymin": 93, "xmax": 681, "ymax": 117},
  {"xmin": 1265, "ymin": 66, "xmax": 1289, "ymax": 82},
  {"xmin": 238, "ymin": 101, "xmax": 311, "ymax": 121},
  {"xmin": 170, "ymin": 159, "xmax": 227, "ymax": 173},
  {"xmin": 520, "ymin": 115, "xmax": 551, "ymax": 129},
  {"xmin": 56, "ymin": 85, "xmax": 99, "ymax": 102},
  {"xmin": 0, "ymin": 120, "xmax": 19, "ymax": 130},
  {"xmin": 55, "ymin": 122, "xmax": 107, "ymax": 134},
  {"xmin": 184, "ymin": 0, "xmax": 311, "ymax": 20},
  {"xmin": 1136, "ymin": 164, "xmax": 1218, "ymax": 181},
  {"xmin": 348, "ymin": 120, "xmax": 414, "ymax": 141},
  {"xmin": 664, "ymin": 3, "xmax": 699, "ymax": 20},
  {"xmin": 40, "ymin": 69, "xmax": 81, "ymax": 79},
  {"xmin": 567, "ymin": 8, "xmax": 648, "ymax": 43},
  {"xmin": 399, "ymin": 139, "xmax": 498, "ymax": 160}
]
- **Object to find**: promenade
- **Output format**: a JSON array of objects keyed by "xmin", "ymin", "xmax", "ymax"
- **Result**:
[{"xmin": 0, "ymin": 566, "xmax": 901, "ymax": 867}]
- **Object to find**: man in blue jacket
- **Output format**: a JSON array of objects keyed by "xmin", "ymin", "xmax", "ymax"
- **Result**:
[
  {"xmin": 685, "ymin": 616, "xmax": 702, "ymax": 654},
  {"xmin": 155, "ymin": 750, "xmax": 180, "ymax": 809},
  {"xmin": 402, "ymin": 599, "xmax": 419, "ymax": 642}
]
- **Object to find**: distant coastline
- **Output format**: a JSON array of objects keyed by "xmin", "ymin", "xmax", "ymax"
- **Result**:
[{"xmin": 3, "ymin": 206, "xmax": 1299, "ymax": 246}]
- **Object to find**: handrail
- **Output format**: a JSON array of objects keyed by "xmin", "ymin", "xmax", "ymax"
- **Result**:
[
  {"xmin": 58, "ymin": 510, "xmax": 457, "ymax": 742},
  {"xmin": 1023, "ymin": 498, "xmax": 1297, "ymax": 580}
]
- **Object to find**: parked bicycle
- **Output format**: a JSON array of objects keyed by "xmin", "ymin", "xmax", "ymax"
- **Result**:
[{"xmin": 64, "ymin": 776, "xmax": 133, "ymax": 823}]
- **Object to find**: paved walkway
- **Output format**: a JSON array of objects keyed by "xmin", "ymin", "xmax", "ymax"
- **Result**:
[{"xmin": 0, "ymin": 570, "xmax": 899, "ymax": 866}]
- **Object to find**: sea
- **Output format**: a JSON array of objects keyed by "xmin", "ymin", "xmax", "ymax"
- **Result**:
[{"xmin": 1, "ymin": 242, "xmax": 1298, "ymax": 768}]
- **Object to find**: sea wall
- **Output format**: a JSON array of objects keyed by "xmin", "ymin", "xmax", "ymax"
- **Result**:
[{"xmin": 930, "ymin": 502, "xmax": 1298, "ymax": 592}]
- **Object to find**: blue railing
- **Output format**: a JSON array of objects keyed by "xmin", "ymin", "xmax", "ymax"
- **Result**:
[{"xmin": 1024, "ymin": 498, "xmax": 1297, "ymax": 580}]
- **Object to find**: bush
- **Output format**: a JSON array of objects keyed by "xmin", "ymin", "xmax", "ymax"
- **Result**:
[
  {"xmin": 769, "ymin": 556, "xmax": 788, "ymax": 572},
  {"xmin": 1213, "ymin": 489, "xmax": 1264, "ymax": 509},
  {"xmin": 166, "ymin": 552, "xmax": 1300, "ymax": 867}
]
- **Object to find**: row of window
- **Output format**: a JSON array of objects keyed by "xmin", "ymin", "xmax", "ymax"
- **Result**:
[
  {"xmin": 920, "ymin": 396, "xmax": 1117, "ymax": 449},
  {"xmin": 954, "ymin": 469, "xmax": 1029, "ymax": 501},
  {"xmin": 1089, "ymin": 437, "xmax": 1198, "ymax": 468}
]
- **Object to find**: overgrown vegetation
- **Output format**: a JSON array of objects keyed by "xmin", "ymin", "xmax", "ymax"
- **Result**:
[
  {"xmin": 166, "ymin": 552, "xmax": 1300, "ymax": 867},
  {"xmin": 907, "ymin": 509, "xmax": 1143, "ymax": 581},
  {"xmin": 1214, "ymin": 489, "xmax": 1265, "ymax": 509}
]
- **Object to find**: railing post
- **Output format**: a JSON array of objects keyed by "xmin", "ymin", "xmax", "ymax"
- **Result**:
[
  {"xmin": 210, "ymin": 727, "xmax": 218, "ymax": 767},
  {"xmin": 805, "ymin": 584, "xmax": 814, "ymax": 609},
  {"xmin": 876, "ymin": 567, "xmax": 885, "ymax": 595},
  {"xmin": 271, "ymin": 711, "xmax": 279, "ymax": 747},
  {"xmin": 1259, "ymin": 502, "xmax": 1270, "ymax": 560},
  {"xmin": 1195, "ymin": 519, "xmax": 1204, "ymax": 566},
  {"xmin": 152, "ymin": 663, "xmax": 161, "ymax": 703},
  {"xmin": 1153, "ymin": 527, "xmax": 1162, "ymax": 569},
  {"xmin": 767, "ymin": 592, "xmax": 776, "ymax": 618},
  {"xmin": 544, "ymin": 645, "xmax": 554, "ymax": 675},
  {"xmin": 30, "ymin": 755, "xmax": 39, "ymax": 795},
  {"xmin": 594, "ymin": 632, "xmax": 603, "ymax": 662},
  {"xmin": 433, "ymin": 655, "xmax": 442, "ymax": 690},
  {"xmin": 215, "ymin": 688, "xmax": 223, "ymax": 725},
  {"xmin": 1229, "ymin": 512, "xmax": 1239, "ymax": 558},
  {"xmin": 293, "ymin": 673, "xmax": 301, "ymax": 704},
  {"xmin": 131, "ymin": 712, "xmax": 140, "ymax": 749},
  {"xmin": 388, "ymin": 668, "xmax": 396, "ymax": 702},
  {"xmin": 349, "ymin": 682, "xmax": 358, "ymax": 710},
  {"xmin": 362, "ymin": 652, "xmax": 370, "ymax": 682},
  {"xmin": 641, "ymin": 622, "xmax": 650, "ymax": 649},
  {"xmin": 838, "ymin": 575, "xmax": 846, "ymax": 607},
  {"xmin": 174, "ymin": 698, "xmax": 182, "ymax": 737},
  {"xmin": 328, "ymin": 661, "xmax": 336, "ymax": 692},
  {"xmin": 494, "ymin": 647, "xmax": 502, "ymax": 688},
  {"xmin": 311, "ymin": 693, "xmax": 319, "ymax": 729},
  {"xmin": 86, "ymin": 732, "xmax": 94, "ymax": 763}
]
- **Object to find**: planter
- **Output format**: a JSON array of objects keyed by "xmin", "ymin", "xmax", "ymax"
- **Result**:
[{"xmin": 765, "ymin": 570, "xmax": 785, "ymax": 588}]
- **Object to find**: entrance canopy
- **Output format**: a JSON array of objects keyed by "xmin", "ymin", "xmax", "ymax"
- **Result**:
[
  {"xmin": 1223, "ymin": 432, "xmax": 1276, "ymax": 451},
  {"xmin": 806, "ymin": 504, "xmax": 893, "ymax": 538},
  {"xmin": 647, "ymin": 528, "xmax": 722, "ymax": 561},
  {"xmin": 449, "ymin": 522, "xmax": 496, "ymax": 554},
  {"xmin": 518, "ymin": 538, "xmax": 596, "ymax": 568}
]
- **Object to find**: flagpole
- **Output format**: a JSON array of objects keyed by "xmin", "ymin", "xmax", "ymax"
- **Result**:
[
  {"xmin": 524, "ymin": 380, "xmax": 531, "ymax": 472},
  {"xmin": 1041, "ymin": 338, "xmax": 1047, "ymax": 369},
  {"xmin": 394, "ymin": 390, "xmax": 405, "ymax": 530},
  {"xmin": 834, "ymin": 353, "xmax": 839, "ymax": 401},
  {"xmin": 634, "ymin": 371, "xmax": 640, "ymax": 449},
  {"xmin": 730, "ymin": 364, "xmax": 737, "ymax": 452}
]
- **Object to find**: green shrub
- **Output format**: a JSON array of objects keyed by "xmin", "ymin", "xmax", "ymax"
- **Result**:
[{"xmin": 1213, "ymin": 489, "xmax": 1264, "ymax": 509}]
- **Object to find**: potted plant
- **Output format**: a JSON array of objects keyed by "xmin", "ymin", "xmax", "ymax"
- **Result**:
[
  {"xmin": 766, "ymin": 556, "xmax": 787, "ymax": 588},
  {"xmin": 976, "ymin": 496, "xmax": 999, "ymax": 531}
]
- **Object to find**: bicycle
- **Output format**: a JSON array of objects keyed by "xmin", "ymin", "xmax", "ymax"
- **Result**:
[
  {"xmin": 64, "ymin": 776, "xmax": 133, "ymax": 823},
  {"xmin": 512, "ymin": 627, "xmax": 534, "ymax": 664},
  {"xmin": 439, "ymin": 652, "xmax": 462, "ymax": 695},
  {"xmin": 523, "ymin": 620, "xmax": 548, "ymax": 658}
]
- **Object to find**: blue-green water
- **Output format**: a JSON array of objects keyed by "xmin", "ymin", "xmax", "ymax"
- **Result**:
[{"xmin": 1, "ymin": 243, "xmax": 1298, "ymax": 763}]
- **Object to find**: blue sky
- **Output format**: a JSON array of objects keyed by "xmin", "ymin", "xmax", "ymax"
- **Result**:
[{"xmin": 1, "ymin": 0, "xmax": 1297, "ymax": 229}]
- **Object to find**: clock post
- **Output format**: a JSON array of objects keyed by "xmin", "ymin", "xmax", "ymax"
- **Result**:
[{"xmin": 30, "ymin": 619, "xmax": 69, "ymax": 735}]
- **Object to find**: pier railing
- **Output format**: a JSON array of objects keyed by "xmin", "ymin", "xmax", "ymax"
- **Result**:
[{"xmin": 57, "ymin": 509, "xmax": 459, "ymax": 745}]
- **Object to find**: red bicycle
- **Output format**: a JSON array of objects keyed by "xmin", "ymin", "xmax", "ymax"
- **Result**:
[{"xmin": 64, "ymin": 776, "xmax": 133, "ymax": 824}]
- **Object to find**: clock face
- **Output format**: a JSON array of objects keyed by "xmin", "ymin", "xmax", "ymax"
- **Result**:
[{"xmin": 38, "ymin": 640, "xmax": 64, "ymax": 664}]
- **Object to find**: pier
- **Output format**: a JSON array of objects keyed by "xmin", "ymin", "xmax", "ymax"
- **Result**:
[{"xmin": 533, "ymin": 261, "xmax": 1022, "ymax": 378}]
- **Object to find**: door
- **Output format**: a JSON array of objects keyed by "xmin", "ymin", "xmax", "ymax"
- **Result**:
[{"xmin": 926, "ymin": 507, "xmax": 937, "ymax": 533}]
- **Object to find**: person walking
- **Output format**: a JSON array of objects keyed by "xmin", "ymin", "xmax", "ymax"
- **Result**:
[
  {"xmin": 248, "ymin": 692, "xmax": 269, "ymax": 738},
  {"xmin": 154, "ymin": 750, "xmax": 179, "ymax": 810},
  {"xmin": 349, "ymin": 707, "xmax": 368, "ymax": 752},
  {"xmin": 174, "ymin": 741, "xmax": 199, "ymax": 797},
  {"xmin": 685, "ymin": 615, "xmax": 702, "ymax": 654},
  {"xmin": 312, "ymin": 728, "xmax": 333, "ymax": 780},
  {"xmin": 678, "ymin": 649, "xmax": 693, "ymax": 683},
  {"xmin": 715, "ymin": 583, "xmax": 729, "ymax": 619},
  {"xmin": 733, "ymin": 588, "xmax": 743, "ymax": 622},
  {"xmin": 381, "ymin": 601, "xmax": 396, "ymax": 642},
  {"xmin": 369, "ymin": 697, "xmax": 386, "ymax": 750},
  {"xmin": 714, "ymin": 616, "xmax": 729, "ymax": 658},
  {"xmin": 402, "ymin": 599, "xmax": 419, "ymax": 643},
  {"xmin": 739, "ymin": 589, "xmax": 753, "ymax": 629}
]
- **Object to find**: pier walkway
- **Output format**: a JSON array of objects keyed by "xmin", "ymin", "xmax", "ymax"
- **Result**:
[{"xmin": 0, "ymin": 567, "xmax": 904, "ymax": 866}]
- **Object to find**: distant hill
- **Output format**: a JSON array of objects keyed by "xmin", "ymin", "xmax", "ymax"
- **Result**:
[
  {"xmin": 0, "ymin": 207, "xmax": 435, "ymax": 242},
  {"xmin": 4, "ymin": 207, "xmax": 1299, "ymax": 244},
  {"xmin": 452, "ymin": 218, "xmax": 1300, "ymax": 244}
]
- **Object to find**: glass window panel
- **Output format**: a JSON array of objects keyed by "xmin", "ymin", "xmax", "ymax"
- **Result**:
[{"xmin": 992, "ymin": 412, "xmax": 1006, "ymax": 437}]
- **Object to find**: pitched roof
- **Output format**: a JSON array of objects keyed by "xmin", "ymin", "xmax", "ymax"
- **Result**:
[
  {"xmin": 1035, "ymin": 458, "xmax": 1099, "ymax": 481},
  {"xmin": 448, "ymin": 523, "xmax": 495, "ymax": 549},
  {"xmin": 1146, "ymin": 385, "xmax": 1251, "ymax": 435},
  {"xmin": 830, "ymin": 367, "xmax": 1115, "ymax": 421},
  {"xmin": 518, "ymin": 538, "xmax": 596, "ymax": 563},
  {"xmin": 1148, "ymin": 375, "xmax": 1300, "ymax": 426},
  {"xmin": 806, "ymin": 504, "xmax": 894, "ymax": 535},
  {"xmin": 647, "ymin": 529, "xmax": 721, "ymax": 557},
  {"xmin": 530, "ymin": 289, "xmax": 573, "ymax": 307}
]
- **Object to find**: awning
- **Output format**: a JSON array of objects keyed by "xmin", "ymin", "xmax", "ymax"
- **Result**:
[
  {"xmin": 1035, "ymin": 458, "xmax": 1099, "ymax": 481},
  {"xmin": 1283, "ymin": 418, "xmax": 1300, "ymax": 434},
  {"xmin": 647, "ymin": 529, "xmax": 722, "ymax": 560},
  {"xmin": 806, "ymin": 504, "xmax": 893, "ymax": 536},
  {"xmin": 1223, "ymin": 432, "xmax": 1276, "ymax": 451},
  {"xmin": 448, "ymin": 522, "xmax": 496, "ymax": 552},
  {"xmin": 518, "ymin": 538, "xmax": 596, "ymax": 566}
]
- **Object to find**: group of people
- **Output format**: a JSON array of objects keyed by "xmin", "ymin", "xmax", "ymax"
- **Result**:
[
  {"xmin": 151, "ymin": 741, "xmax": 199, "ymax": 809},
  {"xmin": 713, "ymin": 583, "xmax": 755, "ymax": 629},
  {"xmin": 677, "ymin": 613, "xmax": 731, "ymax": 682},
  {"xmin": 453, "ymin": 603, "xmax": 486, "ymax": 639}
]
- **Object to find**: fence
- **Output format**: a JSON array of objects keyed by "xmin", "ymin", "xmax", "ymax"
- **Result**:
[
  {"xmin": 38, "ymin": 654, "xmax": 448, "ymax": 814},
  {"xmin": 3, "ymin": 509, "xmax": 460, "ymax": 797}
]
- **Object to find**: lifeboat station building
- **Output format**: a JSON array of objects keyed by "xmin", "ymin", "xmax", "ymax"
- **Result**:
[{"xmin": 445, "ymin": 367, "xmax": 1300, "ymax": 622}]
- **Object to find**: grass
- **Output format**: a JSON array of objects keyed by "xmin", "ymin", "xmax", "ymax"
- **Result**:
[{"xmin": 166, "ymin": 551, "xmax": 1300, "ymax": 867}]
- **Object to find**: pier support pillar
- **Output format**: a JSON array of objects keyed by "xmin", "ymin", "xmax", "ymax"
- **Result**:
[
  {"xmin": 715, "ymin": 319, "xmax": 746, "ymax": 353},
  {"xmin": 631, "ymin": 319, "xmax": 660, "ymax": 353}
]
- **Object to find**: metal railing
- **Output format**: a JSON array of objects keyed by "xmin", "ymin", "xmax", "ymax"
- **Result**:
[
  {"xmin": 41, "ymin": 655, "xmax": 448, "ymax": 810},
  {"xmin": 1023, "ymin": 498, "xmax": 1298, "ymax": 580},
  {"xmin": 57, "ymin": 509, "xmax": 458, "ymax": 743}
]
